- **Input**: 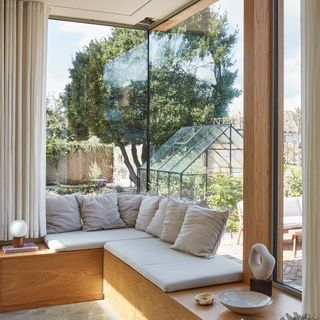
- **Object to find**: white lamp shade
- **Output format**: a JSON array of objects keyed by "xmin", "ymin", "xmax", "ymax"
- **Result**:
[{"xmin": 9, "ymin": 220, "xmax": 28, "ymax": 237}]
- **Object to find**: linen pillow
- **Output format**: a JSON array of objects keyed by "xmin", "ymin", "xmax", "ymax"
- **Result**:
[
  {"xmin": 160, "ymin": 198, "xmax": 188, "ymax": 243},
  {"xmin": 135, "ymin": 195, "xmax": 160, "ymax": 231},
  {"xmin": 46, "ymin": 194, "xmax": 82, "ymax": 234},
  {"xmin": 146, "ymin": 197, "xmax": 169, "ymax": 237},
  {"xmin": 77, "ymin": 193, "xmax": 126, "ymax": 231},
  {"xmin": 172, "ymin": 205, "xmax": 228, "ymax": 258},
  {"xmin": 118, "ymin": 194, "xmax": 143, "ymax": 227}
]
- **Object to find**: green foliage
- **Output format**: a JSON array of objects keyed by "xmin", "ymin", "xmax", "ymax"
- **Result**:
[
  {"xmin": 154, "ymin": 7, "xmax": 241, "ymax": 117},
  {"xmin": 115, "ymin": 185, "xmax": 125, "ymax": 193},
  {"xmin": 149, "ymin": 172, "xmax": 206, "ymax": 200},
  {"xmin": 59, "ymin": 7, "xmax": 240, "ymax": 184},
  {"xmin": 207, "ymin": 174, "xmax": 243, "ymax": 232},
  {"xmin": 46, "ymin": 137, "xmax": 111, "ymax": 167},
  {"xmin": 89, "ymin": 161, "xmax": 102, "ymax": 180},
  {"xmin": 150, "ymin": 63, "xmax": 213, "ymax": 146},
  {"xmin": 46, "ymin": 94, "xmax": 68, "ymax": 139},
  {"xmin": 55, "ymin": 184, "xmax": 96, "ymax": 195},
  {"xmin": 284, "ymin": 165, "xmax": 302, "ymax": 197}
]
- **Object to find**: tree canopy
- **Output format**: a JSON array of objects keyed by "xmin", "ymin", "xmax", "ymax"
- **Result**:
[{"xmin": 60, "ymin": 7, "xmax": 240, "ymax": 184}]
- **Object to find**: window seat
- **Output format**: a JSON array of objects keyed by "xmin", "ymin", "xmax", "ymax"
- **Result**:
[
  {"xmin": 104, "ymin": 237, "xmax": 242, "ymax": 292},
  {"xmin": 44, "ymin": 228, "xmax": 153, "ymax": 251}
]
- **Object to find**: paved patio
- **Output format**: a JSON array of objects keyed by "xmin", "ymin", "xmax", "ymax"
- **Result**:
[{"xmin": 218, "ymin": 232, "xmax": 302, "ymax": 291}]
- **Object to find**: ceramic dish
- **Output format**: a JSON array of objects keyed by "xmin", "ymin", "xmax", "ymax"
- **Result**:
[
  {"xmin": 218, "ymin": 290, "xmax": 272, "ymax": 315},
  {"xmin": 195, "ymin": 293, "xmax": 214, "ymax": 306}
]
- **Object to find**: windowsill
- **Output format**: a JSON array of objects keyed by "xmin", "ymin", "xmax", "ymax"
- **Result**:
[
  {"xmin": 273, "ymin": 281, "xmax": 302, "ymax": 300},
  {"xmin": 169, "ymin": 281, "xmax": 302, "ymax": 320}
]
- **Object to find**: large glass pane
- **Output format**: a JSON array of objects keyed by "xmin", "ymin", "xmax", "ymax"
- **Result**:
[
  {"xmin": 46, "ymin": 21, "xmax": 148, "ymax": 195},
  {"xmin": 148, "ymin": 0, "xmax": 244, "ymax": 262},
  {"xmin": 277, "ymin": 0, "xmax": 302, "ymax": 291}
]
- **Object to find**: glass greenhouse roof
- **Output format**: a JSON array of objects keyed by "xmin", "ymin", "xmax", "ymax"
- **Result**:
[{"xmin": 139, "ymin": 124, "xmax": 243, "ymax": 174}]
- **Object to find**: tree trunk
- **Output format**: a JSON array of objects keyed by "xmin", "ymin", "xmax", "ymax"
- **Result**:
[
  {"xmin": 118, "ymin": 144, "xmax": 138, "ymax": 185},
  {"xmin": 131, "ymin": 144, "xmax": 141, "ymax": 168}
]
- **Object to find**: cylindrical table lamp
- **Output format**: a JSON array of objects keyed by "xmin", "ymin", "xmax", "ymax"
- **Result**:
[{"xmin": 9, "ymin": 220, "xmax": 28, "ymax": 248}]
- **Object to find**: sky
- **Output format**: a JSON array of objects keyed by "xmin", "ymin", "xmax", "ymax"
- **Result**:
[{"xmin": 46, "ymin": 0, "xmax": 300, "ymax": 115}]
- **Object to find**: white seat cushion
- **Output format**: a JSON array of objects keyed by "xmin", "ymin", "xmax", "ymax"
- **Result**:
[
  {"xmin": 284, "ymin": 197, "xmax": 302, "ymax": 217},
  {"xmin": 104, "ymin": 238, "xmax": 242, "ymax": 292},
  {"xmin": 283, "ymin": 216, "xmax": 302, "ymax": 229},
  {"xmin": 44, "ymin": 228, "xmax": 153, "ymax": 251}
]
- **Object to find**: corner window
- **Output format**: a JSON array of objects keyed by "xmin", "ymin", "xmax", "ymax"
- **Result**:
[{"xmin": 273, "ymin": 0, "xmax": 302, "ymax": 292}]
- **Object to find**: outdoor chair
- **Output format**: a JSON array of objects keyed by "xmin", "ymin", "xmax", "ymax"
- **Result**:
[{"xmin": 236, "ymin": 200, "xmax": 243, "ymax": 244}]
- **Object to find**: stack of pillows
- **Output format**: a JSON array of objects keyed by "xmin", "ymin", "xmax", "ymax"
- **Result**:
[{"xmin": 46, "ymin": 192, "xmax": 229, "ymax": 259}]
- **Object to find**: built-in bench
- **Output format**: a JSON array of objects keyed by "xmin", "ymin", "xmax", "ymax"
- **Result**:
[
  {"xmin": 44, "ymin": 228, "xmax": 242, "ymax": 293},
  {"xmin": 104, "ymin": 237, "xmax": 242, "ymax": 292},
  {"xmin": 103, "ymin": 250, "xmax": 301, "ymax": 320},
  {"xmin": 0, "ymin": 229, "xmax": 301, "ymax": 319}
]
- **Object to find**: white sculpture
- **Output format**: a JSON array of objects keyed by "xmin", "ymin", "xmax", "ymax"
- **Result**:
[{"xmin": 248, "ymin": 243, "xmax": 275, "ymax": 280}]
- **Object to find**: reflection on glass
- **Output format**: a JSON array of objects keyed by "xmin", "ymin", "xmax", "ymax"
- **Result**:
[
  {"xmin": 281, "ymin": 0, "xmax": 302, "ymax": 291},
  {"xmin": 46, "ymin": 25, "xmax": 147, "ymax": 195},
  {"xmin": 148, "ymin": 0, "xmax": 244, "ymax": 262}
]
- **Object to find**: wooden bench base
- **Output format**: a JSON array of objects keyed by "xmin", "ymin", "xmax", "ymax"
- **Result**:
[
  {"xmin": 0, "ymin": 244, "xmax": 301, "ymax": 318},
  {"xmin": 0, "ymin": 246, "xmax": 103, "ymax": 312},
  {"xmin": 103, "ymin": 250, "xmax": 199, "ymax": 320},
  {"xmin": 103, "ymin": 251, "xmax": 302, "ymax": 320}
]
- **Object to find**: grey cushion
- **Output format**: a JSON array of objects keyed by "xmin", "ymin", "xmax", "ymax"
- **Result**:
[
  {"xmin": 135, "ymin": 195, "xmax": 160, "ymax": 231},
  {"xmin": 172, "ymin": 205, "xmax": 228, "ymax": 258},
  {"xmin": 146, "ymin": 197, "xmax": 169, "ymax": 237},
  {"xmin": 44, "ymin": 228, "xmax": 153, "ymax": 251},
  {"xmin": 104, "ymin": 238, "xmax": 242, "ymax": 292},
  {"xmin": 160, "ymin": 198, "xmax": 188, "ymax": 243},
  {"xmin": 118, "ymin": 194, "xmax": 143, "ymax": 227},
  {"xmin": 77, "ymin": 193, "xmax": 126, "ymax": 231},
  {"xmin": 46, "ymin": 195, "xmax": 82, "ymax": 234}
]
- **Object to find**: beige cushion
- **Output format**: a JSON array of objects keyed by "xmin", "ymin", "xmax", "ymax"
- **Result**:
[
  {"xmin": 46, "ymin": 195, "xmax": 82, "ymax": 234},
  {"xmin": 77, "ymin": 193, "xmax": 126, "ymax": 231},
  {"xmin": 146, "ymin": 197, "xmax": 169, "ymax": 237},
  {"xmin": 160, "ymin": 198, "xmax": 188, "ymax": 243},
  {"xmin": 104, "ymin": 238, "xmax": 242, "ymax": 292},
  {"xmin": 135, "ymin": 195, "xmax": 160, "ymax": 231},
  {"xmin": 172, "ymin": 205, "xmax": 228, "ymax": 258},
  {"xmin": 118, "ymin": 194, "xmax": 143, "ymax": 227}
]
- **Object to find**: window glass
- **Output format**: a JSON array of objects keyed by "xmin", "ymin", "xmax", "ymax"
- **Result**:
[
  {"xmin": 46, "ymin": 1, "xmax": 245, "ymax": 264},
  {"xmin": 46, "ymin": 22, "xmax": 148, "ymax": 195},
  {"xmin": 148, "ymin": 0, "xmax": 244, "ymax": 261},
  {"xmin": 277, "ymin": 0, "xmax": 302, "ymax": 291}
]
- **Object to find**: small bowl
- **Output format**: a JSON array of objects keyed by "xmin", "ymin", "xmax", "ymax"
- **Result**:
[{"xmin": 195, "ymin": 293, "xmax": 214, "ymax": 306}]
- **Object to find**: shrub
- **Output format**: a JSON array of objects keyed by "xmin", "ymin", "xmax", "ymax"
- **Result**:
[
  {"xmin": 284, "ymin": 165, "xmax": 302, "ymax": 197},
  {"xmin": 89, "ymin": 161, "xmax": 102, "ymax": 180},
  {"xmin": 207, "ymin": 173, "xmax": 243, "ymax": 232}
]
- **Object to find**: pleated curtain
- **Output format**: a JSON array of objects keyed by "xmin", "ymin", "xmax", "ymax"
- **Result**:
[
  {"xmin": 0, "ymin": 0, "xmax": 48, "ymax": 240},
  {"xmin": 302, "ymin": 0, "xmax": 320, "ymax": 317}
]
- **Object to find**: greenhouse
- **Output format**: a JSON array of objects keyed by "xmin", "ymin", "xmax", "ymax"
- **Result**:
[{"xmin": 138, "ymin": 124, "xmax": 243, "ymax": 200}]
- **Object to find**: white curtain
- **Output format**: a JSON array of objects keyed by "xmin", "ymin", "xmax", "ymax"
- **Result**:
[
  {"xmin": 0, "ymin": 0, "xmax": 48, "ymax": 240},
  {"xmin": 302, "ymin": 0, "xmax": 320, "ymax": 317}
]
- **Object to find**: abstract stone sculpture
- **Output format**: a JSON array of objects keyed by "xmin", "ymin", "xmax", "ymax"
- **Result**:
[{"xmin": 248, "ymin": 243, "xmax": 275, "ymax": 280}]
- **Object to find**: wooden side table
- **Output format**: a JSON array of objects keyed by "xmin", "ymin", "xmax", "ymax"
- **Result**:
[{"xmin": 289, "ymin": 229, "xmax": 302, "ymax": 258}]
